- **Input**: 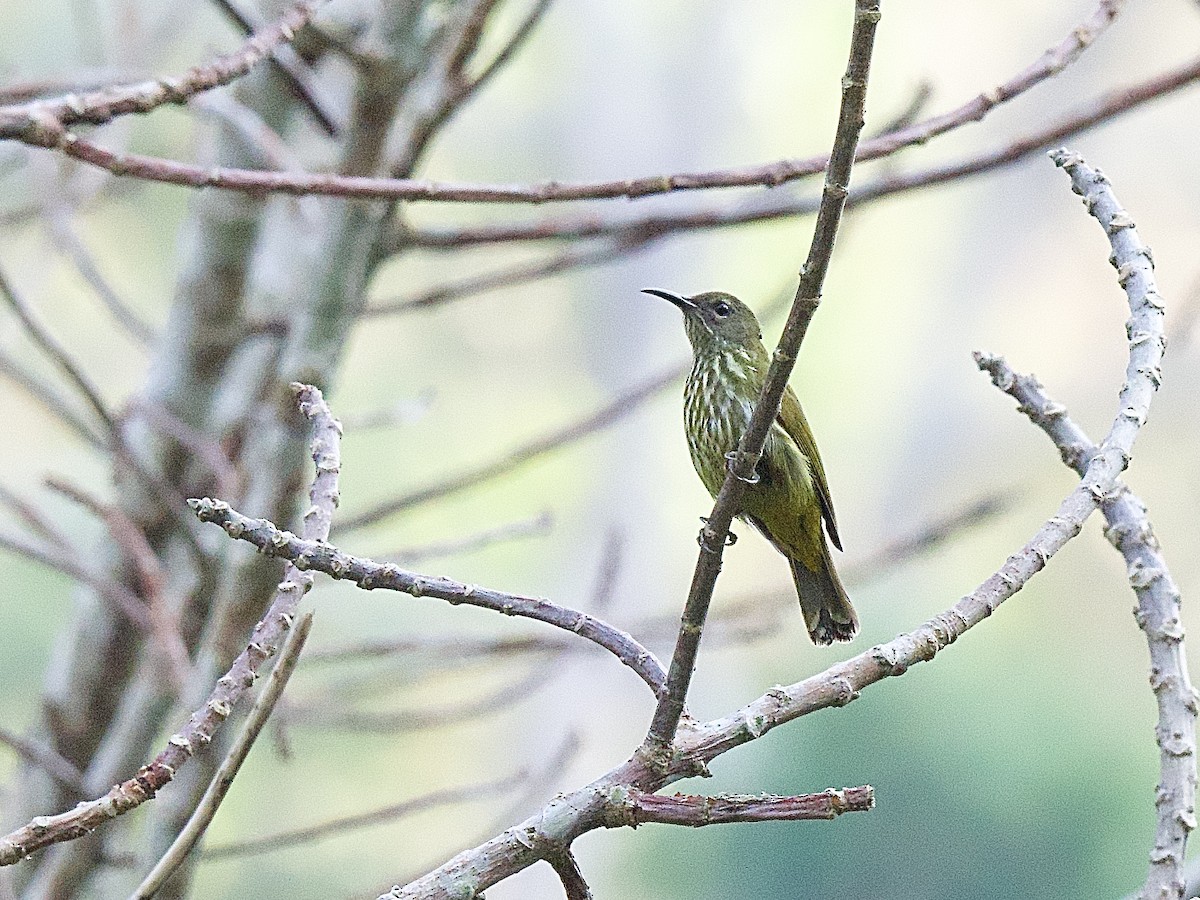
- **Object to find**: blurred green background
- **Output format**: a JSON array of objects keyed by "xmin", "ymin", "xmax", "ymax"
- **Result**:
[{"xmin": 2, "ymin": 0, "xmax": 1199, "ymax": 897}]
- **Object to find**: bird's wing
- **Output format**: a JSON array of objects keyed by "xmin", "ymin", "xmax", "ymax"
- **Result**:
[{"xmin": 777, "ymin": 386, "xmax": 842, "ymax": 551}]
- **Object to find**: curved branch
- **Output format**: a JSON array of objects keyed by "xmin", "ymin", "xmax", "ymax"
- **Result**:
[
  {"xmin": 979, "ymin": 149, "xmax": 1188, "ymax": 900},
  {"xmin": 187, "ymin": 500, "xmax": 668, "ymax": 694}
]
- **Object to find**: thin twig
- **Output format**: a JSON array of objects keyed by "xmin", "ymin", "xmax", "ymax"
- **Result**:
[
  {"xmin": 363, "ymin": 237, "xmax": 648, "ymax": 317},
  {"xmin": 0, "ymin": 1, "xmax": 328, "ymax": 138},
  {"xmin": 45, "ymin": 212, "xmax": 156, "ymax": 345},
  {"xmin": 0, "ymin": 726, "xmax": 86, "ymax": 796},
  {"xmin": 0, "ymin": 383, "xmax": 340, "ymax": 866},
  {"xmin": 381, "ymin": 511, "xmax": 553, "ymax": 565},
  {"xmin": 202, "ymin": 771, "xmax": 522, "ymax": 860},
  {"xmin": 645, "ymin": 0, "xmax": 880, "ymax": 753},
  {"xmin": 188, "ymin": 499, "xmax": 666, "ymax": 693},
  {"xmin": 0, "ymin": 349, "xmax": 106, "ymax": 448},
  {"xmin": 840, "ymin": 488, "xmax": 1016, "ymax": 584},
  {"xmin": 0, "ymin": 264, "xmax": 115, "ymax": 431},
  {"xmin": 401, "ymin": 55, "xmax": 1200, "ymax": 248},
  {"xmin": 336, "ymin": 366, "xmax": 679, "ymax": 532},
  {"xmin": 131, "ymin": 612, "xmax": 314, "ymax": 899},
  {"xmin": 44, "ymin": 477, "xmax": 191, "ymax": 689},
  {"xmin": 207, "ymin": 0, "xmax": 342, "ymax": 137},
  {"xmin": 0, "ymin": 529, "xmax": 153, "ymax": 632},
  {"xmin": 9, "ymin": 0, "xmax": 1122, "ymax": 205}
]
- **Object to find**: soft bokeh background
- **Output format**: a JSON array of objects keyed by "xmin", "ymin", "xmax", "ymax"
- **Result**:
[{"xmin": 2, "ymin": 0, "xmax": 1199, "ymax": 897}]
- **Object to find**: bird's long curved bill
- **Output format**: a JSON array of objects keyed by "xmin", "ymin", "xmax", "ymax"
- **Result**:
[{"xmin": 641, "ymin": 288, "xmax": 695, "ymax": 311}]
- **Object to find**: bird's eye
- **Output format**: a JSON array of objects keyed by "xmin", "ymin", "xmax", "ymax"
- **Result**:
[{"xmin": 713, "ymin": 302, "xmax": 732, "ymax": 318}]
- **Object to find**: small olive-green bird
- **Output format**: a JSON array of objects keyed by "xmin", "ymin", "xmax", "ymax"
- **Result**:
[{"xmin": 644, "ymin": 289, "xmax": 857, "ymax": 645}]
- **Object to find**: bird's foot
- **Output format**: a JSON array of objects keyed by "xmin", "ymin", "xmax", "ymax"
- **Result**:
[
  {"xmin": 724, "ymin": 450, "xmax": 761, "ymax": 484},
  {"xmin": 698, "ymin": 517, "xmax": 737, "ymax": 546}
]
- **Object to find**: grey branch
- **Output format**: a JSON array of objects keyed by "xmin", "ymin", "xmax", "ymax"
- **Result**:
[
  {"xmin": 978, "ymin": 148, "xmax": 1188, "ymax": 900},
  {"xmin": 207, "ymin": 0, "xmax": 342, "ymax": 137},
  {"xmin": 0, "ymin": 727, "xmax": 85, "ymax": 796},
  {"xmin": 131, "ymin": 612, "xmax": 314, "ymax": 899},
  {"xmin": 401, "ymin": 55, "xmax": 1200, "ymax": 248},
  {"xmin": 0, "ymin": 383, "xmax": 340, "ymax": 866},
  {"xmin": 187, "ymin": 500, "xmax": 667, "ymax": 693},
  {"xmin": 606, "ymin": 786, "xmax": 875, "ymax": 827},
  {"xmin": 976, "ymin": 354, "xmax": 1196, "ymax": 900}
]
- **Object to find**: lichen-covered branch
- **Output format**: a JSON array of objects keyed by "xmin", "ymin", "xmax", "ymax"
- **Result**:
[{"xmin": 975, "ymin": 149, "xmax": 1189, "ymax": 900}]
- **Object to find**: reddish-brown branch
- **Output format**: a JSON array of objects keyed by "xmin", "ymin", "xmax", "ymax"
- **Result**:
[{"xmin": 609, "ymin": 787, "xmax": 875, "ymax": 827}]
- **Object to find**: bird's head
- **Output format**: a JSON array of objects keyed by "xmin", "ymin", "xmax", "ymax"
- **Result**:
[{"xmin": 642, "ymin": 289, "xmax": 763, "ymax": 354}]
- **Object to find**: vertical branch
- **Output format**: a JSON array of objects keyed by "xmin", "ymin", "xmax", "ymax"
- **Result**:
[
  {"xmin": 1045, "ymin": 149, "xmax": 1194, "ymax": 900},
  {"xmin": 547, "ymin": 850, "xmax": 592, "ymax": 900},
  {"xmin": 644, "ymin": 0, "xmax": 881, "ymax": 753},
  {"xmin": 131, "ymin": 612, "xmax": 314, "ymax": 899}
]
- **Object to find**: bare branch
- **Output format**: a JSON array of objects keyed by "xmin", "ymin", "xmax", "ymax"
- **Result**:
[
  {"xmin": 0, "ymin": 383, "xmax": 340, "ymax": 866},
  {"xmin": 0, "ymin": 349, "xmax": 106, "ymax": 448},
  {"xmin": 546, "ymin": 849, "xmax": 591, "ymax": 900},
  {"xmin": 0, "ymin": 264, "xmax": 115, "ymax": 431},
  {"xmin": 202, "ymin": 771, "xmax": 523, "ymax": 860},
  {"xmin": 976, "ymin": 354, "xmax": 1195, "ymax": 900},
  {"xmin": 645, "ymin": 0, "xmax": 880, "ymax": 752},
  {"xmin": 45, "ymin": 213, "xmax": 156, "ymax": 345},
  {"xmin": 402, "ymin": 56, "xmax": 1200, "ymax": 248},
  {"xmin": 364, "ymin": 237, "xmax": 648, "ymax": 317},
  {"xmin": 977, "ymin": 149, "xmax": 1187, "ymax": 900},
  {"xmin": 841, "ymin": 488, "xmax": 1016, "ymax": 584},
  {"xmin": 0, "ymin": 727, "xmax": 86, "ymax": 796},
  {"xmin": 607, "ymin": 786, "xmax": 875, "ymax": 826},
  {"xmin": 131, "ymin": 612, "xmax": 314, "ymax": 899},
  {"xmin": 7, "ymin": 0, "xmax": 1123, "ymax": 206},
  {"xmin": 0, "ymin": 529, "xmax": 153, "ymax": 632},
  {"xmin": 187, "ymin": 500, "xmax": 667, "ymax": 693},
  {"xmin": 0, "ymin": 0, "xmax": 328, "ymax": 139},
  {"xmin": 381, "ymin": 511, "xmax": 553, "ymax": 565},
  {"xmin": 44, "ymin": 477, "xmax": 190, "ymax": 689},
  {"xmin": 207, "ymin": 0, "xmax": 342, "ymax": 137}
]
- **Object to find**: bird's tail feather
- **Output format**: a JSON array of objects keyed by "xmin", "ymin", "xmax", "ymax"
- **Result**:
[{"xmin": 790, "ymin": 542, "xmax": 857, "ymax": 645}]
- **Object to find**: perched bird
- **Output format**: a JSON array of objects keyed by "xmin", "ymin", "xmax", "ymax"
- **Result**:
[{"xmin": 644, "ymin": 289, "xmax": 857, "ymax": 644}]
